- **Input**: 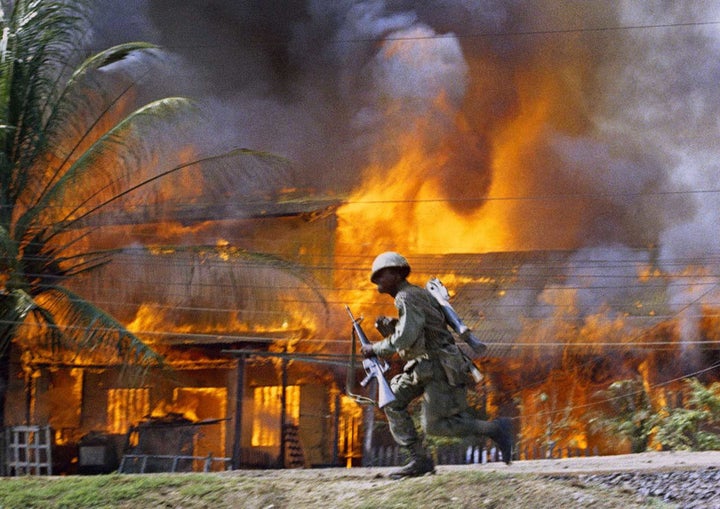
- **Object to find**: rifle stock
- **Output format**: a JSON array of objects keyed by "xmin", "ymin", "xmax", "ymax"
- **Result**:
[{"xmin": 345, "ymin": 305, "xmax": 396, "ymax": 409}]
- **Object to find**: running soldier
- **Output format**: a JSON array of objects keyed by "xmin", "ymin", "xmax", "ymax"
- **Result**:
[{"xmin": 361, "ymin": 251, "xmax": 513, "ymax": 479}]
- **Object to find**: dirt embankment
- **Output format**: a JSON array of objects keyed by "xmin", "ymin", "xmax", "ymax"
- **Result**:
[{"xmin": 218, "ymin": 451, "xmax": 720, "ymax": 508}]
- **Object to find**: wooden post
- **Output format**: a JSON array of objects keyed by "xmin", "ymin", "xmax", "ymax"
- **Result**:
[
  {"xmin": 332, "ymin": 391, "xmax": 340, "ymax": 466},
  {"xmin": 231, "ymin": 355, "xmax": 246, "ymax": 469},
  {"xmin": 279, "ymin": 356, "xmax": 288, "ymax": 468}
]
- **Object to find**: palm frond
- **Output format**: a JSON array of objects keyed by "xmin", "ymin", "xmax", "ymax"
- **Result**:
[
  {"xmin": 233, "ymin": 249, "xmax": 329, "ymax": 311},
  {"xmin": 52, "ymin": 248, "xmax": 114, "ymax": 279},
  {"xmin": 0, "ymin": 1, "xmax": 187, "ymax": 382},
  {"xmin": 0, "ymin": 288, "xmax": 36, "ymax": 352},
  {"xmin": 71, "ymin": 42, "xmax": 159, "ymax": 77},
  {"xmin": 36, "ymin": 42, "xmax": 162, "ymax": 190},
  {"xmin": 1, "ymin": 0, "xmax": 309, "ymax": 385},
  {"xmin": 197, "ymin": 148, "xmax": 296, "ymax": 199},
  {"xmin": 42, "ymin": 146, "xmax": 294, "ymax": 248},
  {"xmin": 33, "ymin": 57, "xmax": 148, "ymax": 201},
  {"xmin": 35, "ymin": 285, "xmax": 163, "ymax": 368},
  {"xmin": 1, "ymin": 1, "xmax": 89, "ymax": 202},
  {"xmin": 0, "ymin": 224, "xmax": 17, "ymax": 273},
  {"xmin": 66, "ymin": 245, "xmax": 331, "ymax": 337},
  {"xmin": 14, "ymin": 96, "xmax": 196, "ymax": 239}
]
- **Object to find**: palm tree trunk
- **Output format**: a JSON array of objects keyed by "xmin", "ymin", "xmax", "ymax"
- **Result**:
[
  {"xmin": 0, "ymin": 345, "xmax": 9, "ymax": 427},
  {"xmin": 0, "ymin": 291, "xmax": 35, "ymax": 427}
]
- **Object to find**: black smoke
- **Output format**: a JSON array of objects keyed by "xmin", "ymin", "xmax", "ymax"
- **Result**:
[{"xmin": 88, "ymin": 0, "xmax": 720, "ymax": 257}]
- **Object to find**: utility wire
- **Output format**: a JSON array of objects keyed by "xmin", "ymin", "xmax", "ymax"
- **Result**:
[
  {"xmin": 5, "ymin": 318, "xmax": 719, "ymax": 350},
  {"xmin": 515, "ymin": 360, "xmax": 720, "ymax": 424},
  {"xmin": 6, "ymin": 185, "xmax": 720, "ymax": 213},
  {"xmin": 96, "ymin": 19, "xmax": 720, "ymax": 53}
]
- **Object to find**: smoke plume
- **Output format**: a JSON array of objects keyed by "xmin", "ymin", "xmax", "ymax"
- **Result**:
[
  {"xmin": 85, "ymin": 0, "xmax": 720, "ymax": 365},
  {"xmin": 87, "ymin": 1, "xmax": 720, "ymax": 260}
]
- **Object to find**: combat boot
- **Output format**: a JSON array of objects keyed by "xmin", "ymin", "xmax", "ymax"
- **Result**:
[
  {"xmin": 472, "ymin": 417, "xmax": 514, "ymax": 465},
  {"xmin": 389, "ymin": 443, "xmax": 435, "ymax": 479},
  {"xmin": 491, "ymin": 417, "xmax": 514, "ymax": 465}
]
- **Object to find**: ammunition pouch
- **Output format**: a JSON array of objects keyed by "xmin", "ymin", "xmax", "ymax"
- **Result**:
[{"xmin": 437, "ymin": 344, "xmax": 474, "ymax": 387}]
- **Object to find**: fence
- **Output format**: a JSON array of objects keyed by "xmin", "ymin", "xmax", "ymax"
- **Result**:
[
  {"xmin": 367, "ymin": 442, "xmax": 601, "ymax": 466},
  {"xmin": 518, "ymin": 443, "xmax": 600, "ymax": 461},
  {"xmin": 367, "ymin": 443, "xmax": 506, "ymax": 467},
  {"xmin": 118, "ymin": 453, "xmax": 232, "ymax": 473},
  {"xmin": 3, "ymin": 425, "xmax": 53, "ymax": 475}
]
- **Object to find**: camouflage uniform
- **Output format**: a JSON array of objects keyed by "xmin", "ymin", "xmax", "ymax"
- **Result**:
[{"xmin": 371, "ymin": 280, "xmax": 479, "ymax": 448}]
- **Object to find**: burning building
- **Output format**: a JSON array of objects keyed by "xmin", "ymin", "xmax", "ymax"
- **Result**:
[
  {"xmin": 3, "ymin": 195, "xmax": 353, "ymax": 473},
  {"xmin": 5, "ymin": 194, "xmax": 719, "ymax": 473},
  {"xmin": 4, "ymin": 1, "xmax": 720, "ymax": 473}
]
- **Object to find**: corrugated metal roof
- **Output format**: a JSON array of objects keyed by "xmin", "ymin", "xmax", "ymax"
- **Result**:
[{"xmin": 71, "ymin": 198, "xmax": 342, "ymax": 228}]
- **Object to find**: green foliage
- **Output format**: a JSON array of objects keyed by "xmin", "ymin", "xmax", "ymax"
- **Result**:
[
  {"xmin": 653, "ymin": 378, "xmax": 720, "ymax": 451},
  {"xmin": 587, "ymin": 378, "xmax": 658, "ymax": 453},
  {"xmin": 527, "ymin": 382, "xmax": 587, "ymax": 452},
  {"xmin": 0, "ymin": 2, "xmax": 299, "ymax": 372},
  {"xmin": 0, "ymin": 2, "xmax": 313, "ymax": 431},
  {"xmin": 0, "ymin": 0, "xmax": 176, "ymax": 366},
  {"xmin": 588, "ymin": 377, "xmax": 720, "ymax": 453}
]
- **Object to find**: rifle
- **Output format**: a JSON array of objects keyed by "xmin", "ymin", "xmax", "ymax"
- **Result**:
[
  {"xmin": 426, "ymin": 278, "xmax": 486, "ymax": 383},
  {"xmin": 344, "ymin": 305, "xmax": 396, "ymax": 409},
  {"xmin": 426, "ymin": 277, "xmax": 488, "ymax": 356}
]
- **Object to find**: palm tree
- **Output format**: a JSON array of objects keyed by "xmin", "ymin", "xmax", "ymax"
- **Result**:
[{"xmin": 0, "ymin": 0, "xmax": 297, "ymax": 426}]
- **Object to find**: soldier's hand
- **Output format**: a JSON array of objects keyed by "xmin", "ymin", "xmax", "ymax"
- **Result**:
[
  {"xmin": 361, "ymin": 344, "xmax": 377, "ymax": 358},
  {"xmin": 375, "ymin": 316, "xmax": 398, "ymax": 337}
]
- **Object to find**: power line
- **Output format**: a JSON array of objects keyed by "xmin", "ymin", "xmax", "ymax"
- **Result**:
[
  {"xmin": 6, "ymin": 186, "xmax": 720, "ymax": 213},
  {"xmin": 5, "ymin": 318, "xmax": 719, "ymax": 350},
  {"xmin": 11, "ymin": 245, "xmax": 720, "ymax": 267},
  {"xmin": 339, "ymin": 188, "xmax": 720, "ymax": 205},
  {"xmin": 361, "ymin": 20, "xmax": 720, "ymax": 43},
  {"xmin": 515, "ymin": 360, "xmax": 720, "ymax": 424},
  {"xmin": 105, "ymin": 19, "xmax": 720, "ymax": 53},
  {"xmin": 8, "ymin": 253, "xmax": 720, "ymax": 317}
]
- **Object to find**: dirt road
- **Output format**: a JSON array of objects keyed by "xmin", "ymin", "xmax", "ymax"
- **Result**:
[
  {"xmin": 241, "ymin": 450, "xmax": 719, "ymax": 480},
  {"xmin": 218, "ymin": 451, "xmax": 720, "ymax": 508},
  {"xmin": 438, "ymin": 450, "xmax": 720, "ymax": 476}
]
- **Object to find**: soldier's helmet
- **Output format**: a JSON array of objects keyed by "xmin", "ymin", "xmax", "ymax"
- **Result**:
[{"xmin": 370, "ymin": 252, "xmax": 411, "ymax": 283}]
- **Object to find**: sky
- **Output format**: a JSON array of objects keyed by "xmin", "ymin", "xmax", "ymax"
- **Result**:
[{"xmin": 87, "ymin": 1, "xmax": 720, "ymax": 266}]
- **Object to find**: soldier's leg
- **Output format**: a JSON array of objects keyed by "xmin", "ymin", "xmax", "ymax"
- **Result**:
[
  {"xmin": 384, "ymin": 369, "xmax": 435, "ymax": 478},
  {"xmin": 422, "ymin": 377, "xmax": 476, "ymax": 436},
  {"xmin": 422, "ymin": 374, "xmax": 514, "ymax": 464},
  {"xmin": 385, "ymin": 370, "xmax": 424, "ymax": 446}
]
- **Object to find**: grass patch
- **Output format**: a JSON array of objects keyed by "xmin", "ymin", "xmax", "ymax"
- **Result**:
[
  {"xmin": 0, "ymin": 474, "xmax": 266, "ymax": 509},
  {"xmin": 0, "ymin": 469, "xmax": 671, "ymax": 509}
]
